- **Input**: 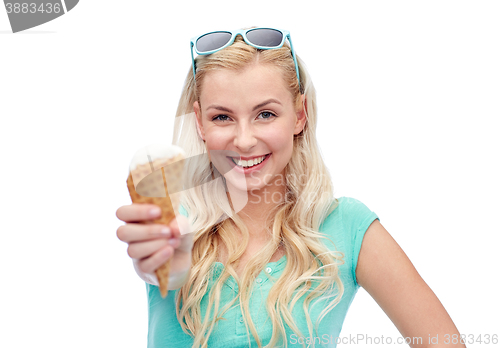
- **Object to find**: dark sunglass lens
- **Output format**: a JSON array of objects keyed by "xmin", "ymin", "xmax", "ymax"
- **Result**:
[
  {"xmin": 246, "ymin": 29, "xmax": 283, "ymax": 47},
  {"xmin": 196, "ymin": 32, "xmax": 232, "ymax": 53}
]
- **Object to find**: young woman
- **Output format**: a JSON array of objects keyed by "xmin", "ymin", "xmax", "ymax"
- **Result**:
[{"xmin": 116, "ymin": 28, "xmax": 465, "ymax": 348}]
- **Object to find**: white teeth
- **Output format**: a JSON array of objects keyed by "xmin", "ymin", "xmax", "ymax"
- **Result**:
[{"xmin": 232, "ymin": 155, "xmax": 267, "ymax": 168}]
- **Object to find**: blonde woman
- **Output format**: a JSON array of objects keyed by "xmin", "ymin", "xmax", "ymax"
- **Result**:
[{"xmin": 116, "ymin": 28, "xmax": 465, "ymax": 347}]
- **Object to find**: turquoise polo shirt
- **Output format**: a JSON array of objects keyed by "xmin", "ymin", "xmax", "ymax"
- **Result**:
[{"xmin": 145, "ymin": 196, "xmax": 379, "ymax": 347}]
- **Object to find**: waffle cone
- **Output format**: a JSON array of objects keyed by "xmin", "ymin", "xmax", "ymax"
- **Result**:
[{"xmin": 126, "ymin": 152, "xmax": 185, "ymax": 298}]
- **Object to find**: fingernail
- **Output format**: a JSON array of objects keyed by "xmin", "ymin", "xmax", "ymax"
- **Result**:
[
  {"xmin": 168, "ymin": 239, "xmax": 178, "ymax": 246},
  {"xmin": 149, "ymin": 208, "xmax": 161, "ymax": 217},
  {"xmin": 160, "ymin": 227, "xmax": 171, "ymax": 236}
]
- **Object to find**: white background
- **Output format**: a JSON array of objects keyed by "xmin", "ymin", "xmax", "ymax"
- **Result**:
[{"xmin": 1, "ymin": 1, "xmax": 499, "ymax": 347}]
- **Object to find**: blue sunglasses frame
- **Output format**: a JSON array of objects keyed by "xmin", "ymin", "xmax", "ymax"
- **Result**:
[{"xmin": 190, "ymin": 28, "xmax": 301, "ymax": 90}]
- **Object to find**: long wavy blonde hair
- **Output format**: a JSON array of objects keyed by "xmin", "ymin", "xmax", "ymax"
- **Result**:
[{"xmin": 171, "ymin": 33, "xmax": 344, "ymax": 348}]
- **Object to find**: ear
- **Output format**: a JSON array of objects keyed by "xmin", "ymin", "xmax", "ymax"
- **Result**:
[
  {"xmin": 294, "ymin": 94, "xmax": 307, "ymax": 135},
  {"xmin": 193, "ymin": 101, "xmax": 206, "ymax": 141}
]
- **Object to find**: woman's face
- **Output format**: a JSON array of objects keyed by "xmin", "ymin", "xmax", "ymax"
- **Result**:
[{"xmin": 194, "ymin": 63, "xmax": 306, "ymax": 195}]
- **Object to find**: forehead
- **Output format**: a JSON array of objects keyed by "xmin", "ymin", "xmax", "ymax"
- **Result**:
[{"xmin": 199, "ymin": 63, "xmax": 293, "ymax": 107}]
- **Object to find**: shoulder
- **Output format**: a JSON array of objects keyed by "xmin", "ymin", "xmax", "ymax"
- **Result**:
[
  {"xmin": 320, "ymin": 196, "xmax": 380, "ymax": 286},
  {"xmin": 340, "ymin": 197, "xmax": 379, "ymax": 238},
  {"xmin": 321, "ymin": 196, "xmax": 379, "ymax": 238}
]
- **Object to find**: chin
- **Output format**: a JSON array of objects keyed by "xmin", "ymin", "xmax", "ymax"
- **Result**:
[{"xmin": 224, "ymin": 176, "xmax": 266, "ymax": 193}]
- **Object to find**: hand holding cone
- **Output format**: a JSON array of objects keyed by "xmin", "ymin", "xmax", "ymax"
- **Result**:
[{"xmin": 126, "ymin": 144, "xmax": 186, "ymax": 298}]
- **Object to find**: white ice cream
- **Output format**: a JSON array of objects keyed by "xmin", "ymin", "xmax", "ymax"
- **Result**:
[{"xmin": 129, "ymin": 143, "xmax": 186, "ymax": 171}]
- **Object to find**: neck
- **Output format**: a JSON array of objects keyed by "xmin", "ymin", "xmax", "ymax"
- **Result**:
[{"xmin": 225, "ymin": 176, "xmax": 286, "ymax": 237}]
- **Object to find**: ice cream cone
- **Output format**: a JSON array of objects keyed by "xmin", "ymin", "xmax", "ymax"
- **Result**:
[{"xmin": 126, "ymin": 144, "xmax": 185, "ymax": 298}]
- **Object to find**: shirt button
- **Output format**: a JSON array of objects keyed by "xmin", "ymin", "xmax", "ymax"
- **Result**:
[
  {"xmin": 266, "ymin": 267, "xmax": 272, "ymax": 273},
  {"xmin": 256, "ymin": 278, "xmax": 262, "ymax": 283}
]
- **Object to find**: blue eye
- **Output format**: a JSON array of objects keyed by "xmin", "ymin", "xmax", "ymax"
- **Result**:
[
  {"xmin": 259, "ymin": 112, "xmax": 276, "ymax": 119},
  {"xmin": 212, "ymin": 115, "xmax": 231, "ymax": 122}
]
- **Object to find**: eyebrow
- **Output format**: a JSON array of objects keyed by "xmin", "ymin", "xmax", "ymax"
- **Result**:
[{"xmin": 206, "ymin": 98, "xmax": 282, "ymax": 113}]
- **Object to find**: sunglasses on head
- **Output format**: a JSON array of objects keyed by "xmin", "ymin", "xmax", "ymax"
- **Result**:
[{"xmin": 190, "ymin": 28, "xmax": 301, "ymax": 89}]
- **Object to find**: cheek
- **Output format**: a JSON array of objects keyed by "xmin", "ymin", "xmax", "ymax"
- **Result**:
[
  {"xmin": 204, "ymin": 129, "xmax": 228, "ymax": 149},
  {"xmin": 266, "ymin": 124, "xmax": 294, "ymax": 151}
]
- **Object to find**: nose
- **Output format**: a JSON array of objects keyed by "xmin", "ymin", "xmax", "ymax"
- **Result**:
[{"xmin": 233, "ymin": 122, "xmax": 257, "ymax": 152}]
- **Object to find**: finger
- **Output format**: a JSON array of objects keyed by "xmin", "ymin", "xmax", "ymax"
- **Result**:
[
  {"xmin": 135, "ymin": 245, "xmax": 174, "ymax": 275},
  {"xmin": 127, "ymin": 238, "xmax": 170, "ymax": 260},
  {"xmin": 116, "ymin": 203, "xmax": 162, "ymax": 223},
  {"xmin": 116, "ymin": 223, "xmax": 171, "ymax": 243}
]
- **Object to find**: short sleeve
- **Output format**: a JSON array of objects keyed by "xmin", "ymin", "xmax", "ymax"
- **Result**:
[{"xmin": 340, "ymin": 197, "xmax": 379, "ymax": 287}]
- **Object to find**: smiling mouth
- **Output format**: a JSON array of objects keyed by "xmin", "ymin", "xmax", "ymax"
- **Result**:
[{"xmin": 228, "ymin": 154, "xmax": 270, "ymax": 168}]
